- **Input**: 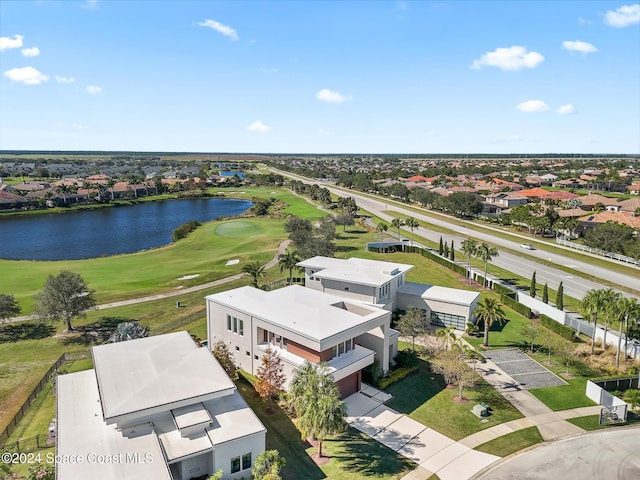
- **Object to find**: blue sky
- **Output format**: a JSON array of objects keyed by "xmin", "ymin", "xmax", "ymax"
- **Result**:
[{"xmin": 1, "ymin": 1, "xmax": 639, "ymax": 154}]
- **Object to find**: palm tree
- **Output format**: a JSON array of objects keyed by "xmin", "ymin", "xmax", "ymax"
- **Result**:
[
  {"xmin": 376, "ymin": 221, "xmax": 388, "ymax": 243},
  {"xmin": 278, "ymin": 249, "xmax": 301, "ymax": 285},
  {"xmin": 461, "ymin": 239, "xmax": 478, "ymax": 285},
  {"xmin": 579, "ymin": 289, "xmax": 607, "ymax": 356},
  {"xmin": 476, "ymin": 297, "xmax": 505, "ymax": 347},
  {"xmin": 601, "ymin": 289, "xmax": 621, "ymax": 349},
  {"xmin": 614, "ymin": 297, "xmax": 640, "ymax": 368},
  {"xmin": 293, "ymin": 362, "xmax": 346, "ymax": 458},
  {"xmin": 436, "ymin": 326, "xmax": 457, "ymax": 351},
  {"xmin": 405, "ymin": 217, "xmax": 419, "ymax": 246},
  {"xmin": 476, "ymin": 243, "xmax": 499, "ymax": 288},
  {"xmin": 243, "ymin": 261, "xmax": 266, "ymax": 288},
  {"xmin": 391, "ymin": 217, "xmax": 404, "ymax": 239}
]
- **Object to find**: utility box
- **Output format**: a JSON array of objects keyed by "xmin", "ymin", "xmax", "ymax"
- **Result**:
[{"xmin": 472, "ymin": 404, "xmax": 488, "ymax": 417}]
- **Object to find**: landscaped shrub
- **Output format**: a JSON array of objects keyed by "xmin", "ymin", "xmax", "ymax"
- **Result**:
[
  {"xmin": 500, "ymin": 294, "xmax": 533, "ymax": 318},
  {"xmin": 493, "ymin": 283, "xmax": 515, "ymax": 297},
  {"xmin": 394, "ymin": 349, "xmax": 419, "ymax": 368},
  {"xmin": 172, "ymin": 220, "xmax": 201, "ymax": 241},
  {"xmin": 540, "ymin": 314, "xmax": 575, "ymax": 340},
  {"xmin": 378, "ymin": 366, "xmax": 419, "ymax": 389}
]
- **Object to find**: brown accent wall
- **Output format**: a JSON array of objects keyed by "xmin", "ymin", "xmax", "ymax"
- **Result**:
[
  {"xmin": 336, "ymin": 371, "xmax": 361, "ymax": 398},
  {"xmin": 286, "ymin": 341, "xmax": 321, "ymax": 362}
]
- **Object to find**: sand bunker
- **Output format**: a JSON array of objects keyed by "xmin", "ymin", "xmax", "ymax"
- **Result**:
[
  {"xmin": 225, "ymin": 259, "xmax": 240, "ymax": 266},
  {"xmin": 177, "ymin": 274, "xmax": 200, "ymax": 280}
]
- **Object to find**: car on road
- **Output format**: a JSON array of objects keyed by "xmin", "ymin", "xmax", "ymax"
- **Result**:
[{"xmin": 520, "ymin": 243, "xmax": 535, "ymax": 250}]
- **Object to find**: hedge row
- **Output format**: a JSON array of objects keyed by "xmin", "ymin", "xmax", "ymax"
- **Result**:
[
  {"xmin": 540, "ymin": 314, "xmax": 575, "ymax": 340},
  {"xmin": 405, "ymin": 246, "xmax": 467, "ymax": 276},
  {"xmin": 378, "ymin": 366, "xmax": 419, "ymax": 389},
  {"xmin": 493, "ymin": 282, "xmax": 515, "ymax": 297},
  {"xmin": 172, "ymin": 221, "xmax": 202, "ymax": 241},
  {"xmin": 501, "ymin": 294, "xmax": 533, "ymax": 318}
]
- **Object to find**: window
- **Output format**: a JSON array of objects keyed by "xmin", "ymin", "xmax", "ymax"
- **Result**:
[
  {"xmin": 239, "ymin": 319, "xmax": 244, "ymax": 336},
  {"xmin": 246, "ymin": 350, "xmax": 250, "ymax": 356},
  {"xmin": 233, "ymin": 317, "xmax": 238, "ymax": 334},
  {"xmin": 338, "ymin": 343, "xmax": 345, "ymax": 355},
  {"xmin": 331, "ymin": 345, "xmax": 337, "ymax": 358},
  {"xmin": 231, "ymin": 456, "xmax": 241, "ymax": 473},
  {"xmin": 226, "ymin": 315, "xmax": 231, "ymax": 331},
  {"xmin": 346, "ymin": 339, "xmax": 352, "ymax": 352},
  {"xmin": 242, "ymin": 452, "xmax": 252, "ymax": 470},
  {"xmin": 235, "ymin": 346, "xmax": 240, "ymax": 351},
  {"xmin": 254, "ymin": 355, "xmax": 259, "ymax": 360}
]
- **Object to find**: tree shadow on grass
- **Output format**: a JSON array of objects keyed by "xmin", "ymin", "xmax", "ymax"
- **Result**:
[
  {"xmin": 335, "ymin": 245, "xmax": 358, "ymax": 253},
  {"xmin": 331, "ymin": 428, "xmax": 416, "ymax": 477},
  {"xmin": 234, "ymin": 375, "xmax": 326, "ymax": 480},
  {"xmin": 0, "ymin": 322, "xmax": 55, "ymax": 343},
  {"xmin": 385, "ymin": 358, "xmax": 446, "ymax": 414},
  {"xmin": 60, "ymin": 316, "xmax": 133, "ymax": 346}
]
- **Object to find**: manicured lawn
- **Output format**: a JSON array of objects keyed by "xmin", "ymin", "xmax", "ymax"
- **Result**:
[
  {"xmin": 567, "ymin": 414, "xmax": 640, "ymax": 431},
  {"xmin": 385, "ymin": 356, "xmax": 523, "ymax": 441},
  {"xmin": 529, "ymin": 378, "xmax": 596, "ymax": 411},
  {"xmin": 235, "ymin": 374, "xmax": 415, "ymax": 480},
  {"xmin": 465, "ymin": 307, "xmax": 530, "ymax": 350},
  {"xmin": 475, "ymin": 426, "xmax": 543, "ymax": 457}
]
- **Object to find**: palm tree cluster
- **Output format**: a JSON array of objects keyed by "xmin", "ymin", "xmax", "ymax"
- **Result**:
[
  {"xmin": 460, "ymin": 239, "xmax": 498, "ymax": 287},
  {"xmin": 579, "ymin": 289, "xmax": 640, "ymax": 368}
]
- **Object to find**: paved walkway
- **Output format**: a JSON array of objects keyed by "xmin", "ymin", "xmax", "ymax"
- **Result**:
[{"xmin": 346, "ymin": 348, "xmax": 604, "ymax": 480}]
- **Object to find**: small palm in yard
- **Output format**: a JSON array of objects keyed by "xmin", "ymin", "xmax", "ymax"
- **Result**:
[
  {"xmin": 391, "ymin": 217, "xmax": 404, "ymax": 238},
  {"xmin": 289, "ymin": 361, "xmax": 346, "ymax": 458},
  {"xmin": 376, "ymin": 221, "xmax": 388, "ymax": 243},
  {"xmin": 476, "ymin": 297, "xmax": 506, "ymax": 347},
  {"xmin": 278, "ymin": 249, "xmax": 302, "ymax": 285},
  {"xmin": 108, "ymin": 321, "xmax": 148, "ymax": 343},
  {"xmin": 461, "ymin": 238, "xmax": 478, "ymax": 285},
  {"xmin": 243, "ymin": 261, "xmax": 266, "ymax": 288},
  {"xmin": 476, "ymin": 243, "xmax": 498, "ymax": 287}
]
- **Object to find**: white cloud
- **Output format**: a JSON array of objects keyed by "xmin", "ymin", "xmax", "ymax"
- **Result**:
[
  {"xmin": 21, "ymin": 47, "xmax": 40, "ymax": 57},
  {"xmin": 516, "ymin": 100, "xmax": 549, "ymax": 112},
  {"xmin": 578, "ymin": 17, "xmax": 594, "ymax": 25},
  {"xmin": 197, "ymin": 19, "xmax": 239, "ymax": 41},
  {"xmin": 557, "ymin": 104, "xmax": 576, "ymax": 115},
  {"xmin": 604, "ymin": 4, "xmax": 640, "ymax": 27},
  {"xmin": 470, "ymin": 46, "xmax": 544, "ymax": 71},
  {"xmin": 86, "ymin": 85, "xmax": 102, "ymax": 94},
  {"xmin": 316, "ymin": 88, "xmax": 352, "ymax": 104},
  {"xmin": 562, "ymin": 40, "xmax": 597, "ymax": 53},
  {"xmin": 247, "ymin": 121, "xmax": 271, "ymax": 133},
  {"xmin": 55, "ymin": 75, "xmax": 75, "ymax": 84},
  {"xmin": 3, "ymin": 66, "xmax": 49, "ymax": 85},
  {"xmin": 0, "ymin": 34, "xmax": 24, "ymax": 51}
]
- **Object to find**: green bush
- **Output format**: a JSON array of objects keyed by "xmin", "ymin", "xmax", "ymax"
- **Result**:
[
  {"xmin": 493, "ymin": 283, "xmax": 515, "ymax": 297},
  {"xmin": 172, "ymin": 220, "xmax": 202, "ymax": 241},
  {"xmin": 379, "ymin": 366, "xmax": 419, "ymax": 389},
  {"xmin": 394, "ymin": 349, "xmax": 419, "ymax": 368},
  {"xmin": 540, "ymin": 314, "xmax": 575, "ymax": 340},
  {"xmin": 500, "ymin": 294, "xmax": 533, "ymax": 318}
]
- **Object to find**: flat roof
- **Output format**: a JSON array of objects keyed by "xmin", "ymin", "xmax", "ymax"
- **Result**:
[
  {"xmin": 206, "ymin": 285, "xmax": 389, "ymax": 343},
  {"xmin": 398, "ymin": 282, "xmax": 480, "ymax": 306},
  {"xmin": 206, "ymin": 391, "xmax": 267, "ymax": 446},
  {"xmin": 92, "ymin": 331, "xmax": 236, "ymax": 422},
  {"xmin": 298, "ymin": 256, "xmax": 414, "ymax": 287},
  {"xmin": 57, "ymin": 370, "xmax": 173, "ymax": 480}
]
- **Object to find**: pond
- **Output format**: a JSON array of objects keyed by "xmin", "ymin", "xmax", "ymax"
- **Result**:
[{"xmin": 0, "ymin": 197, "xmax": 252, "ymax": 261}]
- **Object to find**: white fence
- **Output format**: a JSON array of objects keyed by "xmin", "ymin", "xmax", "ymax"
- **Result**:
[
  {"xmin": 516, "ymin": 292, "xmax": 566, "ymax": 323},
  {"xmin": 586, "ymin": 380, "xmax": 628, "ymax": 422},
  {"xmin": 556, "ymin": 238, "xmax": 639, "ymax": 266}
]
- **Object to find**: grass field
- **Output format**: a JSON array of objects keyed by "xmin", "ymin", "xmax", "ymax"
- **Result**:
[{"xmin": 474, "ymin": 426, "xmax": 543, "ymax": 457}]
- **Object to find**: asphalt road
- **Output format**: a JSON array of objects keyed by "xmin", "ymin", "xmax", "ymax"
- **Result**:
[
  {"xmin": 476, "ymin": 426, "xmax": 640, "ymax": 480},
  {"xmin": 274, "ymin": 170, "xmax": 640, "ymax": 300}
]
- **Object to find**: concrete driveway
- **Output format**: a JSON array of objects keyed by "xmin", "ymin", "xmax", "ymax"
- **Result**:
[{"xmin": 345, "ymin": 392, "xmax": 500, "ymax": 480}]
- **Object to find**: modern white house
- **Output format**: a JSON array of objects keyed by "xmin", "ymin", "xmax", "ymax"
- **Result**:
[
  {"xmin": 298, "ymin": 256, "xmax": 414, "ymax": 311},
  {"xmin": 56, "ymin": 331, "xmax": 266, "ymax": 480},
  {"xmin": 206, "ymin": 285, "xmax": 394, "ymax": 398},
  {"xmin": 206, "ymin": 256, "xmax": 480, "ymax": 398},
  {"xmin": 298, "ymin": 256, "xmax": 480, "ymax": 329}
]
